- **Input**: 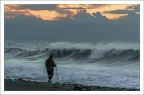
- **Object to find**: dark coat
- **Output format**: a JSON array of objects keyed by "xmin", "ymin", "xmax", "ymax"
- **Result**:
[{"xmin": 45, "ymin": 57, "xmax": 56, "ymax": 71}]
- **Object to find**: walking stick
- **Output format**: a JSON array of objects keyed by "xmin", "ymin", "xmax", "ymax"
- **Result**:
[{"xmin": 56, "ymin": 66, "xmax": 59, "ymax": 83}]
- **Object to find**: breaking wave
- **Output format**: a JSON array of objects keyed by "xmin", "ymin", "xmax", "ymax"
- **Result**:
[
  {"xmin": 5, "ymin": 47, "xmax": 139, "ymax": 62},
  {"xmin": 4, "ymin": 41, "xmax": 140, "ymax": 89}
]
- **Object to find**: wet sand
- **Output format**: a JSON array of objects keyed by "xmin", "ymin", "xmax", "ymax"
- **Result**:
[{"xmin": 4, "ymin": 78, "xmax": 139, "ymax": 91}]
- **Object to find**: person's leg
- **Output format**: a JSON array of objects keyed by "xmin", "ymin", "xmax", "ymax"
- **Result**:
[
  {"xmin": 49, "ymin": 71, "xmax": 54, "ymax": 81},
  {"xmin": 46, "ymin": 69, "xmax": 49, "ymax": 81},
  {"xmin": 49, "ymin": 75, "xmax": 53, "ymax": 80},
  {"xmin": 48, "ymin": 71, "xmax": 50, "ymax": 80}
]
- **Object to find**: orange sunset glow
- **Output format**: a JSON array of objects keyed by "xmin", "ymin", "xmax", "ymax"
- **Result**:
[
  {"xmin": 5, "ymin": 4, "xmax": 139, "ymax": 21},
  {"xmin": 27, "ymin": 10, "xmax": 67, "ymax": 21}
]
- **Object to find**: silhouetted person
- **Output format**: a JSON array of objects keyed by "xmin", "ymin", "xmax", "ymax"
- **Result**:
[{"xmin": 45, "ymin": 55, "xmax": 56, "ymax": 82}]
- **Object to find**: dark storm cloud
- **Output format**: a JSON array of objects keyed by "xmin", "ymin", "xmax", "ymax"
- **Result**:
[
  {"xmin": 12, "ymin": 4, "xmax": 58, "ymax": 11},
  {"xmin": 8, "ymin": 4, "xmax": 108, "ymax": 11},
  {"xmin": 5, "ymin": 10, "xmax": 140, "ymax": 43},
  {"xmin": 126, "ymin": 5, "xmax": 140, "ymax": 12},
  {"xmin": 60, "ymin": 4, "xmax": 108, "ymax": 9},
  {"xmin": 104, "ymin": 5, "xmax": 140, "ymax": 15},
  {"xmin": 55, "ymin": 4, "xmax": 109, "ymax": 18},
  {"xmin": 104, "ymin": 9, "xmax": 136, "ymax": 14}
]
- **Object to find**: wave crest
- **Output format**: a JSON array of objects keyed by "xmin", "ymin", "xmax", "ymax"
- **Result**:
[{"xmin": 5, "ymin": 47, "xmax": 140, "ymax": 62}]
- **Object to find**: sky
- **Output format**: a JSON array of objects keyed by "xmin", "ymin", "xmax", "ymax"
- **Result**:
[{"xmin": 4, "ymin": 4, "xmax": 140, "ymax": 43}]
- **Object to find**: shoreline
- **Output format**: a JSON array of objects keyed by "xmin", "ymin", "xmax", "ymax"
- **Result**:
[{"xmin": 4, "ymin": 78, "xmax": 139, "ymax": 91}]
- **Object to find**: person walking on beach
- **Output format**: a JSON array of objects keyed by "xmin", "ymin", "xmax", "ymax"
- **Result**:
[{"xmin": 45, "ymin": 55, "xmax": 56, "ymax": 82}]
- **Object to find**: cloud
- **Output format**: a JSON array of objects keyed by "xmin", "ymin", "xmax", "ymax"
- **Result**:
[
  {"xmin": 5, "ymin": 10, "xmax": 140, "ymax": 43},
  {"xmin": 104, "ymin": 10, "xmax": 135, "ymax": 14},
  {"xmin": 103, "ymin": 5, "xmax": 140, "ymax": 15},
  {"xmin": 5, "ymin": 4, "xmax": 58, "ymax": 10},
  {"xmin": 4, "ymin": 4, "xmax": 139, "ymax": 21},
  {"xmin": 126, "ymin": 5, "xmax": 140, "ymax": 12},
  {"xmin": 57, "ymin": 4, "xmax": 108, "ymax": 9},
  {"xmin": 86, "ymin": 4, "xmax": 135, "ymax": 19},
  {"xmin": 19, "ymin": 4, "xmax": 58, "ymax": 10}
]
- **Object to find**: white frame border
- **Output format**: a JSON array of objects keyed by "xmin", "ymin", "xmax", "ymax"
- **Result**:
[{"xmin": 1, "ymin": 0, "xmax": 143, "ymax": 95}]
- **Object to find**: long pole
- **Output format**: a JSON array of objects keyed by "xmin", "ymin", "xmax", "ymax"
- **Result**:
[{"xmin": 56, "ymin": 67, "xmax": 59, "ymax": 83}]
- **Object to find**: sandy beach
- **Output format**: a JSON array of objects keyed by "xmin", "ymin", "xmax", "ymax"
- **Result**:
[{"xmin": 4, "ymin": 78, "xmax": 139, "ymax": 91}]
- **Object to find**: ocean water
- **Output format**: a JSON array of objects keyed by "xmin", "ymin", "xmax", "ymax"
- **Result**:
[{"xmin": 4, "ymin": 41, "xmax": 140, "ymax": 89}]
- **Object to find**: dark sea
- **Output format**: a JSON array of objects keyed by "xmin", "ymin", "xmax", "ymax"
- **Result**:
[{"xmin": 4, "ymin": 41, "xmax": 140, "ymax": 89}]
